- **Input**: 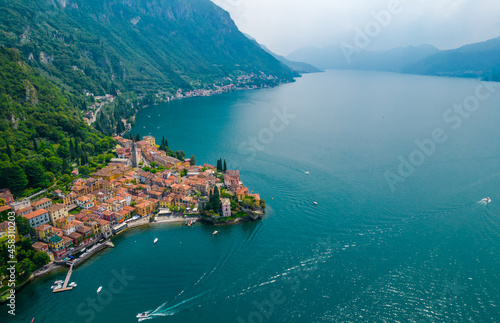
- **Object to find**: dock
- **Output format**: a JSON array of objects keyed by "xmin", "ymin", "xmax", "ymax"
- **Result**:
[{"xmin": 53, "ymin": 262, "xmax": 74, "ymax": 293}]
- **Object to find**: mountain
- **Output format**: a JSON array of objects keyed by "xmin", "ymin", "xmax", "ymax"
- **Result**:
[
  {"xmin": 0, "ymin": 0, "xmax": 296, "ymax": 97},
  {"xmin": 0, "ymin": 47, "xmax": 114, "ymax": 196},
  {"xmin": 287, "ymin": 44, "xmax": 439, "ymax": 72},
  {"xmin": 241, "ymin": 33, "xmax": 320, "ymax": 74},
  {"xmin": 402, "ymin": 36, "xmax": 500, "ymax": 81},
  {"xmin": 260, "ymin": 44, "xmax": 321, "ymax": 74}
]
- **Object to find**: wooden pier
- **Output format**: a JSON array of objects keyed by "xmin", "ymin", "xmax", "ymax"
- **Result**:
[{"xmin": 53, "ymin": 262, "xmax": 74, "ymax": 293}]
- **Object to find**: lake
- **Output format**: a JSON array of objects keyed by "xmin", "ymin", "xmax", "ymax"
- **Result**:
[{"xmin": 4, "ymin": 70, "xmax": 500, "ymax": 322}]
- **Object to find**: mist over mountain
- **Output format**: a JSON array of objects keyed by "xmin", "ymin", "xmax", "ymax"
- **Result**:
[
  {"xmin": 287, "ymin": 44, "xmax": 439, "ymax": 72},
  {"xmin": 403, "ymin": 36, "xmax": 500, "ymax": 80},
  {"xmin": 288, "ymin": 36, "xmax": 500, "ymax": 82}
]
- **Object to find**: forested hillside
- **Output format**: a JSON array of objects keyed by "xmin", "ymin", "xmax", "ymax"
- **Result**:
[{"xmin": 0, "ymin": 47, "xmax": 114, "ymax": 197}]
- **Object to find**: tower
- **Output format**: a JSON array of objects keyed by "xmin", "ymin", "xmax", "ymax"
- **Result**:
[{"xmin": 131, "ymin": 137, "xmax": 139, "ymax": 167}]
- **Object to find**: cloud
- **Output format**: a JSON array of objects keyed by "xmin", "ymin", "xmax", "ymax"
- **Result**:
[{"xmin": 211, "ymin": 0, "xmax": 500, "ymax": 55}]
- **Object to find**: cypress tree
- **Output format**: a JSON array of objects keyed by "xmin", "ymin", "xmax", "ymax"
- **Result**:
[
  {"xmin": 62, "ymin": 159, "xmax": 68, "ymax": 174},
  {"xmin": 5, "ymin": 142, "xmax": 12, "ymax": 159},
  {"xmin": 135, "ymin": 133, "xmax": 141, "ymax": 142},
  {"xmin": 161, "ymin": 136, "xmax": 165, "ymax": 148},
  {"xmin": 223, "ymin": 160, "xmax": 227, "ymax": 172}
]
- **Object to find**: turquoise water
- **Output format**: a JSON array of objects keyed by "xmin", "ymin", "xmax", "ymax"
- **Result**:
[{"xmin": 3, "ymin": 70, "xmax": 500, "ymax": 322}]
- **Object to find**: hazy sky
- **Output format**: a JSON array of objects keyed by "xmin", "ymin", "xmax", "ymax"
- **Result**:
[{"xmin": 211, "ymin": 0, "xmax": 500, "ymax": 56}]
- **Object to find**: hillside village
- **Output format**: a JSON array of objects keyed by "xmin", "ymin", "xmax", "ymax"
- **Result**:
[{"xmin": 0, "ymin": 136, "xmax": 265, "ymax": 266}]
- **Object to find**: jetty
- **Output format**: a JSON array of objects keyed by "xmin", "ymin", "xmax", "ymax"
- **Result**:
[{"xmin": 53, "ymin": 263, "xmax": 74, "ymax": 293}]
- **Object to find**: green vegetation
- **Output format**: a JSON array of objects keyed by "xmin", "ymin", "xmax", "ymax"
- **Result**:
[
  {"xmin": 0, "ymin": 47, "xmax": 114, "ymax": 197},
  {"xmin": 0, "ymin": 0, "xmax": 298, "ymax": 137}
]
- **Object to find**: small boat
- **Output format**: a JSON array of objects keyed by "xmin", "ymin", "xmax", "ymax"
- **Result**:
[
  {"xmin": 305, "ymin": 171, "xmax": 310, "ymax": 175},
  {"xmin": 136, "ymin": 312, "xmax": 150, "ymax": 318},
  {"xmin": 54, "ymin": 280, "xmax": 63, "ymax": 285},
  {"xmin": 154, "ymin": 238, "xmax": 158, "ymax": 244},
  {"xmin": 213, "ymin": 231, "xmax": 218, "ymax": 236},
  {"xmin": 97, "ymin": 286, "xmax": 102, "ymax": 294},
  {"xmin": 313, "ymin": 202, "xmax": 318, "ymax": 205},
  {"xmin": 69, "ymin": 282, "xmax": 77, "ymax": 287}
]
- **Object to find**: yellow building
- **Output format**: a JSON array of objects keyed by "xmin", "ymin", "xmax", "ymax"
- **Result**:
[
  {"xmin": 46, "ymin": 204, "xmax": 68, "ymax": 226},
  {"xmin": 143, "ymin": 136, "xmax": 156, "ymax": 146},
  {"xmin": 35, "ymin": 224, "xmax": 54, "ymax": 242},
  {"xmin": 0, "ymin": 221, "xmax": 19, "ymax": 243},
  {"xmin": 135, "ymin": 200, "xmax": 157, "ymax": 216}
]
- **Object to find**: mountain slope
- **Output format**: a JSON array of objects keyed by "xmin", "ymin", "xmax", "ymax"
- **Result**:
[
  {"xmin": 402, "ymin": 37, "xmax": 500, "ymax": 80},
  {"xmin": 287, "ymin": 44, "xmax": 439, "ymax": 72},
  {"xmin": 0, "ymin": 0, "xmax": 296, "ymax": 97},
  {"xmin": 0, "ymin": 46, "xmax": 114, "ymax": 196}
]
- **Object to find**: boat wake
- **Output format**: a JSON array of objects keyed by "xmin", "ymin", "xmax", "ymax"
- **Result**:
[
  {"xmin": 138, "ymin": 292, "xmax": 208, "ymax": 320},
  {"xmin": 477, "ymin": 197, "xmax": 491, "ymax": 205}
]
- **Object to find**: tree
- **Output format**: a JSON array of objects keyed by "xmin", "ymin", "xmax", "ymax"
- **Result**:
[
  {"xmin": 175, "ymin": 150, "xmax": 185, "ymax": 161},
  {"xmin": 5, "ymin": 142, "xmax": 12, "ymax": 159},
  {"xmin": 32, "ymin": 137, "xmax": 38, "ymax": 152},
  {"xmin": 135, "ymin": 133, "xmax": 141, "ymax": 142},
  {"xmin": 16, "ymin": 258, "xmax": 34, "ymax": 281},
  {"xmin": 190, "ymin": 155, "xmax": 196, "ymax": 166},
  {"xmin": 223, "ymin": 159, "xmax": 227, "ymax": 172},
  {"xmin": 24, "ymin": 160, "xmax": 50, "ymax": 188},
  {"xmin": 62, "ymin": 158, "xmax": 69, "ymax": 174},
  {"xmin": 33, "ymin": 251, "xmax": 50, "ymax": 269},
  {"xmin": 16, "ymin": 216, "xmax": 34, "ymax": 236},
  {"xmin": 0, "ymin": 163, "xmax": 28, "ymax": 195}
]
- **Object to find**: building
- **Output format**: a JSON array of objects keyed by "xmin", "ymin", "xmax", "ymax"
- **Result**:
[
  {"xmin": 48, "ymin": 235, "xmax": 66, "ymax": 259},
  {"xmin": 135, "ymin": 200, "xmax": 157, "ymax": 217},
  {"xmin": 32, "ymin": 241, "xmax": 49, "ymax": 253},
  {"xmin": 76, "ymin": 196, "xmax": 94, "ymax": 209},
  {"xmin": 143, "ymin": 136, "xmax": 156, "ymax": 146},
  {"xmin": 35, "ymin": 224, "xmax": 54, "ymax": 242},
  {"xmin": 0, "ymin": 221, "xmax": 19, "ymax": 243},
  {"xmin": 10, "ymin": 199, "xmax": 31, "ymax": 212},
  {"xmin": 46, "ymin": 204, "xmax": 68, "ymax": 226},
  {"xmin": 31, "ymin": 198, "xmax": 53, "ymax": 211},
  {"xmin": 224, "ymin": 170, "xmax": 240, "ymax": 187},
  {"xmin": 0, "ymin": 189, "xmax": 14, "ymax": 205},
  {"xmin": 23, "ymin": 209, "xmax": 50, "ymax": 228},
  {"xmin": 221, "ymin": 198, "xmax": 231, "ymax": 217}
]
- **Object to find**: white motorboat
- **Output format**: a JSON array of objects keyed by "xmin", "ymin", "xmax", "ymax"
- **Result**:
[
  {"xmin": 97, "ymin": 286, "xmax": 102, "ymax": 294},
  {"xmin": 69, "ymin": 282, "xmax": 77, "ymax": 287},
  {"xmin": 305, "ymin": 171, "xmax": 310, "ymax": 175},
  {"xmin": 213, "ymin": 231, "xmax": 218, "ymax": 236},
  {"xmin": 154, "ymin": 238, "xmax": 158, "ymax": 244},
  {"xmin": 136, "ymin": 312, "xmax": 150, "ymax": 319},
  {"xmin": 313, "ymin": 202, "xmax": 318, "ymax": 205}
]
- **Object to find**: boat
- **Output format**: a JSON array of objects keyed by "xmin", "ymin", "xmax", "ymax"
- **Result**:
[
  {"xmin": 313, "ymin": 202, "xmax": 318, "ymax": 205},
  {"xmin": 136, "ymin": 312, "xmax": 150, "ymax": 318},
  {"xmin": 69, "ymin": 282, "xmax": 77, "ymax": 287},
  {"xmin": 97, "ymin": 286, "xmax": 102, "ymax": 294},
  {"xmin": 154, "ymin": 238, "xmax": 158, "ymax": 244},
  {"xmin": 54, "ymin": 280, "xmax": 63, "ymax": 285},
  {"xmin": 305, "ymin": 171, "xmax": 310, "ymax": 175},
  {"xmin": 213, "ymin": 231, "xmax": 218, "ymax": 236}
]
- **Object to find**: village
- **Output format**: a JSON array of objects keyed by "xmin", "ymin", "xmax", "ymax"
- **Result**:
[{"xmin": 0, "ymin": 135, "xmax": 265, "ymax": 269}]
